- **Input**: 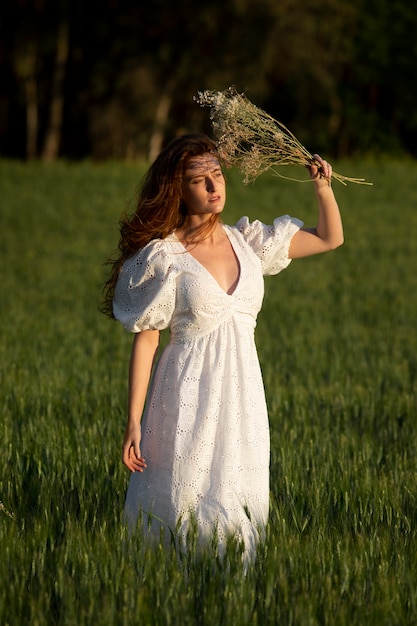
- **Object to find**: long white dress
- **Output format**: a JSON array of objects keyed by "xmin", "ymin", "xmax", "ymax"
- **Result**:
[{"xmin": 113, "ymin": 215, "xmax": 303, "ymax": 556}]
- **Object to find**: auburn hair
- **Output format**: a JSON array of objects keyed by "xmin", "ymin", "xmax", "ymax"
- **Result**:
[{"xmin": 100, "ymin": 133, "xmax": 221, "ymax": 318}]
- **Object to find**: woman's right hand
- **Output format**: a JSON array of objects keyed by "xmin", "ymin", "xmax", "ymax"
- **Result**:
[{"xmin": 122, "ymin": 423, "xmax": 147, "ymax": 472}]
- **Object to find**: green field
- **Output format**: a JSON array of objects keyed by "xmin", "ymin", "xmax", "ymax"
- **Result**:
[{"xmin": 1, "ymin": 158, "xmax": 416, "ymax": 625}]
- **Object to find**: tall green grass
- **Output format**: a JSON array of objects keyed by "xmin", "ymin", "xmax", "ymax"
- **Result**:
[{"xmin": 1, "ymin": 158, "xmax": 416, "ymax": 625}]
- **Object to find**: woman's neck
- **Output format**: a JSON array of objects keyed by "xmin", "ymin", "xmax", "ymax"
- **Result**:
[{"xmin": 177, "ymin": 215, "xmax": 222, "ymax": 246}]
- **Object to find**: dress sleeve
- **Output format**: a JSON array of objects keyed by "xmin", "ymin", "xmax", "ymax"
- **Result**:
[
  {"xmin": 234, "ymin": 215, "xmax": 304, "ymax": 275},
  {"xmin": 112, "ymin": 241, "xmax": 176, "ymax": 333}
]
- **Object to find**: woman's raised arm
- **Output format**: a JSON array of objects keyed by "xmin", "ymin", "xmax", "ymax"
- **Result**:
[{"xmin": 288, "ymin": 154, "xmax": 344, "ymax": 259}]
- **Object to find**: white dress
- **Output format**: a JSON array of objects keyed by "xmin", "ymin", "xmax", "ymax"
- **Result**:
[{"xmin": 113, "ymin": 215, "xmax": 303, "ymax": 556}]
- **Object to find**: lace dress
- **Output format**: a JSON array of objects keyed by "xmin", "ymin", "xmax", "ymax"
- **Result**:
[{"xmin": 113, "ymin": 215, "xmax": 303, "ymax": 556}]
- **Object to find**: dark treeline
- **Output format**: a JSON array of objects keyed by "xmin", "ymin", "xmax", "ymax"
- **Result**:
[{"xmin": 1, "ymin": 0, "xmax": 416, "ymax": 161}]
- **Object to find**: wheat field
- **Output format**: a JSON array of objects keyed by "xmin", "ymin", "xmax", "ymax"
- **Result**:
[{"xmin": 1, "ymin": 158, "xmax": 416, "ymax": 625}]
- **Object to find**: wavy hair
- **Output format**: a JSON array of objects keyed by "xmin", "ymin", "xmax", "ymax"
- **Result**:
[{"xmin": 100, "ymin": 133, "xmax": 220, "ymax": 318}]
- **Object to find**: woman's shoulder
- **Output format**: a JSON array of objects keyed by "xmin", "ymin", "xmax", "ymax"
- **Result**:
[
  {"xmin": 228, "ymin": 215, "xmax": 301, "ymax": 235},
  {"xmin": 226, "ymin": 215, "xmax": 303, "ymax": 275},
  {"xmin": 115, "ymin": 235, "xmax": 179, "ymax": 306},
  {"xmin": 113, "ymin": 236, "xmax": 178, "ymax": 332},
  {"xmin": 122, "ymin": 235, "xmax": 178, "ymax": 272}
]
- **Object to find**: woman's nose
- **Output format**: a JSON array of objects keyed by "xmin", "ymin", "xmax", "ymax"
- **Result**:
[{"xmin": 206, "ymin": 176, "xmax": 215, "ymax": 191}]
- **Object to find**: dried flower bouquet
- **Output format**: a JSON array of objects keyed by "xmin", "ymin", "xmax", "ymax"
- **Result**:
[{"xmin": 195, "ymin": 87, "xmax": 371, "ymax": 186}]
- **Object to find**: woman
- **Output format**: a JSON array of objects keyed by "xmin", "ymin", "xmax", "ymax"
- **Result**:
[{"xmin": 102, "ymin": 133, "xmax": 343, "ymax": 558}]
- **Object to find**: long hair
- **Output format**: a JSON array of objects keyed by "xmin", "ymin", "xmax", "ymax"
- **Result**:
[{"xmin": 100, "ymin": 133, "xmax": 220, "ymax": 318}]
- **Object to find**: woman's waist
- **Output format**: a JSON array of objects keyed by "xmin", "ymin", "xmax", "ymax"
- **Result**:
[{"xmin": 169, "ymin": 313, "xmax": 256, "ymax": 344}]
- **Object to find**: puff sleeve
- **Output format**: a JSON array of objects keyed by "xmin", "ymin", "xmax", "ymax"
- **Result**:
[
  {"xmin": 234, "ymin": 215, "xmax": 304, "ymax": 275},
  {"xmin": 113, "ymin": 241, "xmax": 176, "ymax": 333}
]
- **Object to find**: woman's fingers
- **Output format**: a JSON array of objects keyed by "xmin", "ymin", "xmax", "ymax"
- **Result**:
[
  {"xmin": 122, "ymin": 440, "xmax": 147, "ymax": 472},
  {"xmin": 311, "ymin": 153, "xmax": 332, "ymax": 184}
]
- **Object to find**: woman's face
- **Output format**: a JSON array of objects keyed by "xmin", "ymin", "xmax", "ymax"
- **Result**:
[{"xmin": 181, "ymin": 153, "xmax": 226, "ymax": 217}]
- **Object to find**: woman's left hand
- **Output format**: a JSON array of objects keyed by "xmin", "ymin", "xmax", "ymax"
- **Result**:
[{"xmin": 309, "ymin": 153, "xmax": 332, "ymax": 186}]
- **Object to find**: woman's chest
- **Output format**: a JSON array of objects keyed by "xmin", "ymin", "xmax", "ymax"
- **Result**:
[
  {"xmin": 172, "ymin": 240, "xmax": 265, "ymax": 316},
  {"xmin": 185, "ymin": 237, "xmax": 240, "ymax": 296}
]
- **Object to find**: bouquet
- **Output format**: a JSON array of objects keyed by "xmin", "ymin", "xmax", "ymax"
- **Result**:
[{"xmin": 194, "ymin": 87, "xmax": 371, "ymax": 186}]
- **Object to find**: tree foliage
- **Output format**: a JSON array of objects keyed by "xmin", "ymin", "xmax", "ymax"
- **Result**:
[{"xmin": 0, "ymin": 0, "xmax": 416, "ymax": 160}]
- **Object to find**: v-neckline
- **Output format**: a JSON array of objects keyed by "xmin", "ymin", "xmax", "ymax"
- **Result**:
[{"xmin": 172, "ymin": 226, "xmax": 241, "ymax": 296}]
